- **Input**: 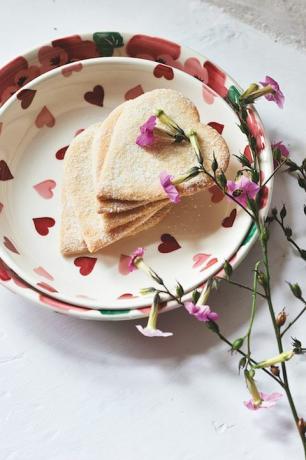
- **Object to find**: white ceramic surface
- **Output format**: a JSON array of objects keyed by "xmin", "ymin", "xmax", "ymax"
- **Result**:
[{"xmin": 0, "ymin": 57, "xmax": 262, "ymax": 309}]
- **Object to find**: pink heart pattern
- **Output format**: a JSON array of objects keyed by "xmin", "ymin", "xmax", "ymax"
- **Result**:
[
  {"xmin": 35, "ymin": 106, "xmax": 55, "ymax": 128},
  {"xmin": 33, "ymin": 180, "xmax": 56, "ymax": 199}
]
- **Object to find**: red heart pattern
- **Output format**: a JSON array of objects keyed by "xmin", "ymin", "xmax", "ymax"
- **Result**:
[
  {"xmin": 35, "ymin": 106, "xmax": 55, "ymax": 128},
  {"xmin": 259, "ymin": 185, "xmax": 269, "ymax": 209},
  {"xmin": 84, "ymin": 85, "xmax": 104, "ymax": 107},
  {"xmin": 0, "ymin": 203, "xmax": 3, "ymax": 213},
  {"xmin": 222, "ymin": 209, "xmax": 237, "ymax": 228},
  {"xmin": 0, "ymin": 259, "xmax": 11, "ymax": 281},
  {"xmin": 61, "ymin": 62, "xmax": 83, "ymax": 77},
  {"xmin": 33, "ymin": 217, "xmax": 55, "ymax": 236},
  {"xmin": 192, "ymin": 253, "xmax": 210, "ymax": 269},
  {"xmin": 33, "ymin": 266, "xmax": 54, "ymax": 281},
  {"xmin": 0, "ymin": 160, "xmax": 13, "ymax": 181},
  {"xmin": 200, "ymin": 257, "xmax": 218, "ymax": 272},
  {"xmin": 3, "ymin": 236, "xmax": 19, "ymax": 254},
  {"xmin": 74, "ymin": 128, "xmax": 85, "ymax": 137},
  {"xmin": 39, "ymin": 294, "xmax": 89, "ymax": 312},
  {"xmin": 74, "ymin": 257, "xmax": 97, "ymax": 276},
  {"xmin": 118, "ymin": 254, "xmax": 132, "ymax": 275},
  {"xmin": 208, "ymin": 185, "xmax": 224, "ymax": 203},
  {"xmin": 37, "ymin": 282, "xmax": 58, "ymax": 293},
  {"xmin": 125, "ymin": 84, "xmax": 144, "ymax": 100},
  {"xmin": 158, "ymin": 233, "xmax": 181, "ymax": 253},
  {"xmin": 118, "ymin": 293, "xmax": 137, "ymax": 299},
  {"xmin": 33, "ymin": 180, "xmax": 56, "ymax": 199},
  {"xmin": 207, "ymin": 121, "xmax": 224, "ymax": 134},
  {"xmin": 153, "ymin": 64, "xmax": 174, "ymax": 80},
  {"xmin": 55, "ymin": 145, "xmax": 68, "ymax": 160},
  {"xmin": 17, "ymin": 89, "xmax": 36, "ymax": 109}
]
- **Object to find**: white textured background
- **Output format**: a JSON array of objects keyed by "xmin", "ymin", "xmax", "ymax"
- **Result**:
[{"xmin": 1, "ymin": 1, "xmax": 306, "ymax": 459}]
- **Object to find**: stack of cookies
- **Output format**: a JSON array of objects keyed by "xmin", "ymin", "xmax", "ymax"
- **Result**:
[{"xmin": 60, "ymin": 89, "xmax": 230, "ymax": 256}]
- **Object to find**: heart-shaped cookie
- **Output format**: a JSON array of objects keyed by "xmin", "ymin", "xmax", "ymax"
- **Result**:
[
  {"xmin": 84, "ymin": 85, "xmax": 104, "ymax": 107},
  {"xmin": 33, "ymin": 180, "xmax": 56, "ymax": 199},
  {"xmin": 158, "ymin": 233, "xmax": 181, "ymax": 253},
  {"xmin": 33, "ymin": 217, "xmax": 55, "ymax": 236},
  {"xmin": 74, "ymin": 257, "xmax": 97, "ymax": 276},
  {"xmin": 96, "ymin": 89, "xmax": 230, "ymax": 202}
]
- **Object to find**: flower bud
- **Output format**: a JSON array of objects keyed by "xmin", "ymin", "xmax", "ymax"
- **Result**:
[
  {"xmin": 254, "ymin": 350, "xmax": 294, "ymax": 369},
  {"xmin": 192, "ymin": 289, "xmax": 201, "ymax": 303},
  {"xmin": 284, "ymin": 227, "xmax": 292, "ymax": 238},
  {"xmin": 301, "ymin": 250, "xmax": 306, "ymax": 261},
  {"xmin": 270, "ymin": 365, "xmax": 280, "ymax": 377},
  {"xmin": 302, "ymin": 159, "xmax": 306, "ymax": 171},
  {"xmin": 271, "ymin": 207, "xmax": 278, "ymax": 217},
  {"xmin": 218, "ymin": 171, "xmax": 227, "ymax": 189},
  {"xmin": 223, "ymin": 260, "xmax": 233, "ymax": 278},
  {"xmin": 139, "ymin": 287, "xmax": 156, "ymax": 296},
  {"xmin": 211, "ymin": 155, "xmax": 218, "ymax": 173},
  {"xmin": 175, "ymin": 282, "xmax": 184, "ymax": 298},
  {"xmin": 288, "ymin": 282, "xmax": 302, "ymax": 299},
  {"xmin": 276, "ymin": 309, "xmax": 287, "ymax": 327},
  {"xmin": 238, "ymin": 357, "xmax": 247, "ymax": 372},
  {"xmin": 257, "ymin": 271, "xmax": 268, "ymax": 288},
  {"xmin": 232, "ymin": 337, "xmax": 244, "ymax": 351},
  {"xmin": 304, "ymin": 205, "xmax": 306, "ymax": 216},
  {"xmin": 280, "ymin": 204, "xmax": 287, "ymax": 220},
  {"xmin": 206, "ymin": 320, "xmax": 220, "ymax": 333},
  {"xmin": 298, "ymin": 418, "xmax": 306, "ymax": 435}
]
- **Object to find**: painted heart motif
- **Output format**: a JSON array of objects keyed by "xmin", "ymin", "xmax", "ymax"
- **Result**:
[
  {"xmin": 74, "ymin": 257, "xmax": 97, "ymax": 276},
  {"xmin": 222, "ymin": 209, "xmax": 237, "ymax": 228},
  {"xmin": 208, "ymin": 185, "xmax": 224, "ymax": 203},
  {"xmin": 118, "ymin": 254, "xmax": 132, "ymax": 275},
  {"xmin": 207, "ymin": 121, "xmax": 224, "ymax": 134},
  {"xmin": 200, "ymin": 257, "xmax": 218, "ymax": 272},
  {"xmin": 39, "ymin": 294, "xmax": 87, "ymax": 312},
  {"xmin": 153, "ymin": 64, "xmax": 174, "ymax": 80},
  {"xmin": 202, "ymin": 85, "xmax": 215, "ymax": 104},
  {"xmin": 33, "ymin": 217, "xmax": 55, "ymax": 236},
  {"xmin": 84, "ymin": 85, "xmax": 104, "ymax": 107},
  {"xmin": 158, "ymin": 233, "xmax": 181, "ymax": 253},
  {"xmin": 0, "ymin": 203, "xmax": 3, "ymax": 213},
  {"xmin": 0, "ymin": 160, "xmax": 13, "ymax": 181},
  {"xmin": 118, "ymin": 293, "xmax": 137, "ymax": 299},
  {"xmin": 55, "ymin": 145, "xmax": 68, "ymax": 160},
  {"xmin": 33, "ymin": 266, "xmax": 54, "ymax": 281},
  {"xmin": 37, "ymin": 282, "xmax": 58, "ymax": 293},
  {"xmin": 244, "ymin": 145, "xmax": 253, "ymax": 164},
  {"xmin": 17, "ymin": 89, "xmax": 36, "ymax": 109},
  {"xmin": 74, "ymin": 128, "xmax": 85, "ymax": 137},
  {"xmin": 0, "ymin": 259, "xmax": 11, "ymax": 281},
  {"xmin": 192, "ymin": 253, "xmax": 210, "ymax": 269},
  {"xmin": 3, "ymin": 236, "xmax": 19, "ymax": 254},
  {"xmin": 33, "ymin": 180, "xmax": 56, "ymax": 199},
  {"xmin": 61, "ymin": 62, "xmax": 83, "ymax": 77},
  {"xmin": 259, "ymin": 185, "xmax": 269, "ymax": 209},
  {"xmin": 35, "ymin": 106, "xmax": 55, "ymax": 128},
  {"xmin": 125, "ymin": 84, "xmax": 144, "ymax": 100},
  {"xmin": 12, "ymin": 274, "xmax": 28, "ymax": 289}
]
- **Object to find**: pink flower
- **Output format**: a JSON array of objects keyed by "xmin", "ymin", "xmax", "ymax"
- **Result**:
[
  {"xmin": 184, "ymin": 301, "xmax": 219, "ymax": 322},
  {"xmin": 227, "ymin": 176, "xmax": 260, "ymax": 207},
  {"xmin": 160, "ymin": 171, "xmax": 181, "ymax": 203},
  {"xmin": 136, "ymin": 115, "xmax": 157, "ymax": 146},
  {"xmin": 136, "ymin": 325, "xmax": 173, "ymax": 337},
  {"xmin": 244, "ymin": 392, "xmax": 282, "ymax": 410},
  {"xmin": 260, "ymin": 76, "xmax": 285, "ymax": 108},
  {"xmin": 271, "ymin": 141, "xmax": 289, "ymax": 158},
  {"xmin": 128, "ymin": 247, "xmax": 145, "ymax": 272}
]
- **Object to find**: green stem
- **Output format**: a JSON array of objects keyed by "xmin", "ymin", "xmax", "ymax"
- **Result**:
[
  {"xmin": 273, "ymin": 216, "xmax": 306, "ymax": 259},
  {"xmin": 245, "ymin": 261, "xmax": 260, "ymax": 361},
  {"xmin": 281, "ymin": 297, "xmax": 306, "ymax": 337},
  {"xmin": 258, "ymin": 223, "xmax": 306, "ymax": 455},
  {"xmin": 215, "ymin": 276, "xmax": 266, "ymax": 298}
]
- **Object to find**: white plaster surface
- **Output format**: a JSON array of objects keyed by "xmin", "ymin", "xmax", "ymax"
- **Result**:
[{"xmin": 0, "ymin": 1, "xmax": 306, "ymax": 459}]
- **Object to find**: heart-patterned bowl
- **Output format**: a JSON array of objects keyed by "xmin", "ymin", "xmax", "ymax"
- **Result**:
[{"xmin": 0, "ymin": 55, "xmax": 273, "ymax": 311}]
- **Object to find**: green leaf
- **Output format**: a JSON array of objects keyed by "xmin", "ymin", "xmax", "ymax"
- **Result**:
[
  {"xmin": 227, "ymin": 85, "xmax": 241, "ymax": 106},
  {"xmin": 93, "ymin": 32, "xmax": 124, "ymax": 57},
  {"xmin": 241, "ymin": 223, "xmax": 257, "ymax": 245}
]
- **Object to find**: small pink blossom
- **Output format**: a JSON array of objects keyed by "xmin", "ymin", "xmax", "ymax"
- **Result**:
[
  {"xmin": 227, "ymin": 176, "xmax": 260, "ymax": 207},
  {"xmin": 136, "ymin": 325, "xmax": 173, "ymax": 337},
  {"xmin": 136, "ymin": 115, "xmax": 157, "ymax": 146},
  {"xmin": 160, "ymin": 171, "xmax": 181, "ymax": 203},
  {"xmin": 128, "ymin": 247, "xmax": 145, "ymax": 272},
  {"xmin": 244, "ymin": 392, "xmax": 282, "ymax": 410},
  {"xmin": 184, "ymin": 301, "xmax": 219, "ymax": 322},
  {"xmin": 260, "ymin": 76, "xmax": 285, "ymax": 108}
]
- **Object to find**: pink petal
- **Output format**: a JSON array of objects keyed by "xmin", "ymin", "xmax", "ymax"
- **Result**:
[{"xmin": 136, "ymin": 325, "xmax": 173, "ymax": 337}]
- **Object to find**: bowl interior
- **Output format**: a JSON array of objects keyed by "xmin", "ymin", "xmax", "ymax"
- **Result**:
[{"xmin": 0, "ymin": 57, "xmax": 259, "ymax": 309}]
